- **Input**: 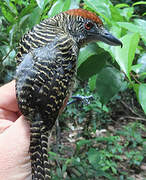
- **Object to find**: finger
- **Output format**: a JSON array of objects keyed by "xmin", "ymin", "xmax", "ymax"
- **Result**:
[
  {"xmin": 0, "ymin": 116, "xmax": 31, "ymax": 180},
  {"xmin": 0, "ymin": 120, "xmax": 14, "ymax": 134},
  {"xmin": 0, "ymin": 80, "xmax": 19, "ymax": 113},
  {"xmin": 0, "ymin": 108, "xmax": 18, "ymax": 122}
]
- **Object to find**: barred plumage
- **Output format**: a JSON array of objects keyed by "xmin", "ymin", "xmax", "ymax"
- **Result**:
[
  {"xmin": 15, "ymin": 8, "xmax": 122, "ymax": 179},
  {"xmin": 16, "ymin": 35, "xmax": 77, "ymax": 179}
]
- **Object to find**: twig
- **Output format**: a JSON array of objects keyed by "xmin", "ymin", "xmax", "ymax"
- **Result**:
[
  {"xmin": 130, "ymin": 72, "xmax": 141, "ymax": 84},
  {"xmin": 2, "ymin": 49, "xmax": 13, "ymax": 61},
  {"xmin": 120, "ymin": 100, "xmax": 143, "ymax": 118},
  {"xmin": 119, "ymin": 116, "xmax": 146, "ymax": 122}
]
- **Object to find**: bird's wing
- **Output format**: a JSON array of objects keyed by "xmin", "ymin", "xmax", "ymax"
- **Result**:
[{"xmin": 16, "ymin": 44, "xmax": 76, "ymax": 128}]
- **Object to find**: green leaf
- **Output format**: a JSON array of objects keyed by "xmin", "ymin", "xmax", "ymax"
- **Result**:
[
  {"xmin": 127, "ymin": 7, "xmax": 134, "ymax": 19},
  {"xmin": 19, "ymin": 14, "xmax": 30, "ymax": 29},
  {"xmin": 131, "ymin": 64, "xmax": 142, "ymax": 73},
  {"xmin": 48, "ymin": 0, "xmax": 71, "ymax": 17},
  {"xmin": 115, "ymin": 4, "xmax": 129, "ymax": 8},
  {"xmin": 1, "ymin": 4, "xmax": 15, "ymax": 22},
  {"xmin": 134, "ymin": 19, "xmax": 146, "ymax": 43},
  {"xmin": 133, "ymin": 1, "xmax": 146, "ymax": 6},
  {"xmin": 69, "ymin": 0, "xmax": 80, "ymax": 9},
  {"xmin": 118, "ymin": 20, "xmax": 146, "ymax": 44},
  {"xmin": 7, "ymin": 1, "xmax": 18, "ymax": 15},
  {"xmin": 137, "ymin": 53, "xmax": 146, "ymax": 74},
  {"xmin": 138, "ymin": 72, "xmax": 146, "ymax": 82},
  {"xmin": 77, "ymin": 43, "xmax": 110, "ymax": 80},
  {"xmin": 78, "ymin": 43, "xmax": 99, "ymax": 68},
  {"xmin": 113, "ymin": 33, "xmax": 140, "ymax": 80},
  {"xmin": 48, "ymin": 1, "xmax": 63, "ymax": 17},
  {"xmin": 89, "ymin": 75, "xmax": 96, "ymax": 91},
  {"xmin": 77, "ymin": 55, "xmax": 106, "ymax": 80},
  {"xmin": 88, "ymin": 148, "xmax": 99, "ymax": 167},
  {"xmin": 111, "ymin": 166, "xmax": 117, "ymax": 174},
  {"xmin": 36, "ymin": 0, "xmax": 49, "ymax": 9},
  {"xmin": 132, "ymin": 84, "xmax": 139, "ymax": 100},
  {"xmin": 19, "ymin": 3, "xmax": 37, "ymax": 18},
  {"xmin": 48, "ymin": 151, "xmax": 58, "ymax": 156},
  {"xmin": 29, "ymin": 7, "xmax": 42, "ymax": 28},
  {"xmin": 122, "ymin": 7, "xmax": 134, "ymax": 21},
  {"xmin": 96, "ymin": 66, "xmax": 124, "ymax": 104},
  {"xmin": 9, "ymin": 23, "xmax": 17, "ymax": 46},
  {"xmin": 110, "ymin": 5, "xmax": 124, "ymax": 22},
  {"xmin": 117, "ymin": 22, "xmax": 139, "ymax": 33},
  {"xmin": 62, "ymin": 0, "xmax": 71, "ymax": 12},
  {"xmin": 76, "ymin": 139, "xmax": 91, "ymax": 151},
  {"xmin": 84, "ymin": 0, "xmax": 112, "ymax": 24},
  {"xmin": 138, "ymin": 83, "xmax": 146, "ymax": 114}
]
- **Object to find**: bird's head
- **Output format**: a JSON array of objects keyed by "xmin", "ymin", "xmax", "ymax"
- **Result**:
[{"xmin": 61, "ymin": 9, "xmax": 122, "ymax": 48}]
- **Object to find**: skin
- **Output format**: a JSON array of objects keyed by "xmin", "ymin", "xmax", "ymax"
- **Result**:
[{"xmin": 0, "ymin": 80, "xmax": 31, "ymax": 180}]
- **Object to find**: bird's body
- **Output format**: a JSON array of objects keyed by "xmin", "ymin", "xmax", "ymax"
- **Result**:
[
  {"xmin": 15, "ymin": 9, "xmax": 122, "ymax": 179},
  {"xmin": 16, "ymin": 30, "xmax": 78, "ymax": 180}
]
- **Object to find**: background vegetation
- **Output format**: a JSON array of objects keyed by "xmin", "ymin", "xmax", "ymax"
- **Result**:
[{"xmin": 0, "ymin": 0, "xmax": 146, "ymax": 179}]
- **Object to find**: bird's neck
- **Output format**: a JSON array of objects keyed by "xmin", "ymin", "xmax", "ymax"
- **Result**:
[{"xmin": 35, "ymin": 16, "xmax": 80, "ymax": 70}]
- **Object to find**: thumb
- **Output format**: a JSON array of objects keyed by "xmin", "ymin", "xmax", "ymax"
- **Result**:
[{"xmin": 0, "ymin": 116, "xmax": 31, "ymax": 180}]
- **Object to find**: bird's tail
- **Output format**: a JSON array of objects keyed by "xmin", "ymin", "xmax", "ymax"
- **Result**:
[
  {"xmin": 40, "ymin": 125, "xmax": 51, "ymax": 179},
  {"xmin": 30, "ymin": 121, "xmax": 51, "ymax": 180}
]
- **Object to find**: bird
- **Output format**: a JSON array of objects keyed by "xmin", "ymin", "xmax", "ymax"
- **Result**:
[{"xmin": 15, "ymin": 8, "xmax": 122, "ymax": 180}]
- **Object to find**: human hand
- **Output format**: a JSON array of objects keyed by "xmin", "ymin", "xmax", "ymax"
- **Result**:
[{"xmin": 0, "ymin": 80, "xmax": 31, "ymax": 180}]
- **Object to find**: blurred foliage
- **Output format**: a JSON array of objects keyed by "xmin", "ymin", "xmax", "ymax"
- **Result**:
[
  {"xmin": 0, "ymin": 0, "xmax": 146, "ymax": 179},
  {"xmin": 49, "ymin": 117, "xmax": 146, "ymax": 179}
]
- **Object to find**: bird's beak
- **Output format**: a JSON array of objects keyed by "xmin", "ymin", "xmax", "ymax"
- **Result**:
[{"xmin": 99, "ymin": 28, "xmax": 123, "ymax": 47}]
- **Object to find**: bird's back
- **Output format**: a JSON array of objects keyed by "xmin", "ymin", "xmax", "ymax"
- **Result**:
[{"xmin": 16, "ymin": 17, "xmax": 63, "ymax": 64}]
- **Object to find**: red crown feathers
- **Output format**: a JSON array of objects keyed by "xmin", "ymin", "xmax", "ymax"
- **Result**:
[{"xmin": 65, "ymin": 9, "xmax": 103, "ymax": 25}]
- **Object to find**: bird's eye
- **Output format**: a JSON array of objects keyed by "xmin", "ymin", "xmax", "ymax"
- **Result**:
[{"xmin": 84, "ymin": 22, "xmax": 94, "ymax": 30}]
